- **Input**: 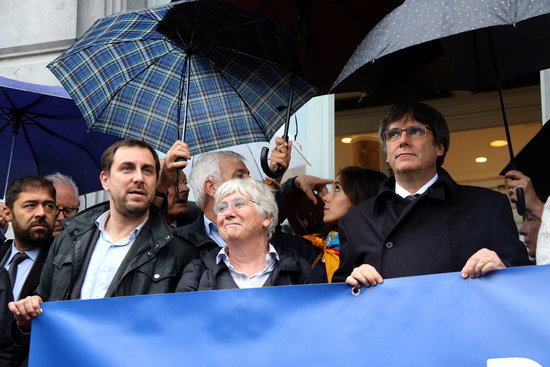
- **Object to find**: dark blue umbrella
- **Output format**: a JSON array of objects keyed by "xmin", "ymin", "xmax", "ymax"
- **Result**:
[
  {"xmin": 47, "ymin": 0, "xmax": 318, "ymax": 158},
  {"xmin": 0, "ymin": 76, "xmax": 121, "ymax": 198}
]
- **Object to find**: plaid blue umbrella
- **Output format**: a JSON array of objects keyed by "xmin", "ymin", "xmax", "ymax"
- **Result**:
[
  {"xmin": 47, "ymin": 0, "xmax": 318, "ymax": 155},
  {"xmin": 0, "ymin": 76, "xmax": 121, "ymax": 198}
]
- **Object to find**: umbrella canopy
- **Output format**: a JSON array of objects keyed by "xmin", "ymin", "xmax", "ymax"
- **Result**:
[
  {"xmin": 331, "ymin": 0, "xmax": 550, "ymax": 216},
  {"xmin": 501, "ymin": 120, "xmax": 550, "ymax": 202},
  {"xmin": 47, "ymin": 0, "xmax": 318, "ymax": 156},
  {"xmin": 0, "ymin": 76, "xmax": 122, "ymax": 198},
  {"xmin": 332, "ymin": 0, "xmax": 550, "ymax": 96},
  {"xmin": 223, "ymin": 0, "xmax": 403, "ymax": 94}
]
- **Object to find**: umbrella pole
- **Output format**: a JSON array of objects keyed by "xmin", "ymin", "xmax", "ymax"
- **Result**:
[
  {"xmin": 488, "ymin": 30, "xmax": 525, "ymax": 215},
  {"xmin": 260, "ymin": 72, "xmax": 295, "ymax": 178},
  {"xmin": 3, "ymin": 129, "xmax": 18, "ymax": 199}
]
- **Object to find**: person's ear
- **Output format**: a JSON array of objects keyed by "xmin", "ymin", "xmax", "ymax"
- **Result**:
[
  {"xmin": 436, "ymin": 143, "xmax": 444, "ymax": 157},
  {"xmin": 204, "ymin": 178, "xmax": 217, "ymax": 198},
  {"xmin": 263, "ymin": 215, "xmax": 272, "ymax": 228},
  {"xmin": 2, "ymin": 205, "xmax": 13, "ymax": 223},
  {"xmin": 100, "ymin": 171, "xmax": 110, "ymax": 191}
]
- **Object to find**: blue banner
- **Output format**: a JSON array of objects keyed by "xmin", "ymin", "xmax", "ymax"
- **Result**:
[{"xmin": 30, "ymin": 265, "xmax": 550, "ymax": 366}]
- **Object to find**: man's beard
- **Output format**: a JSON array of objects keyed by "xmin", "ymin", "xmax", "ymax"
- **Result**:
[{"xmin": 12, "ymin": 219, "xmax": 53, "ymax": 249}]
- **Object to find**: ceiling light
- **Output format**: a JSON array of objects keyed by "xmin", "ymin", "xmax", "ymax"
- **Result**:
[
  {"xmin": 475, "ymin": 157, "xmax": 488, "ymax": 163},
  {"xmin": 490, "ymin": 140, "xmax": 508, "ymax": 147},
  {"xmin": 341, "ymin": 137, "xmax": 352, "ymax": 143}
]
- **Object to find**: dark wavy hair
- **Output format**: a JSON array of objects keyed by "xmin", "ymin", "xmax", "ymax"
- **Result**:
[
  {"xmin": 337, "ymin": 166, "xmax": 387, "ymax": 205},
  {"xmin": 101, "ymin": 139, "xmax": 160, "ymax": 177},
  {"xmin": 5, "ymin": 175, "xmax": 56, "ymax": 209},
  {"xmin": 378, "ymin": 100, "xmax": 450, "ymax": 168}
]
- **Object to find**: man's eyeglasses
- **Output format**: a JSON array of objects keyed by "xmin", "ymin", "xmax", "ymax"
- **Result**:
[
  {"xmin": 56, "ymin": 206, "xmax": 79, "ymax": 217},
  {"xmin": 383, "ymin": 126, "xmax": 432, "ymax": 142},
  {"xmin": 214, "ymin": 198, "xmax": 259, "ymax": 215}
]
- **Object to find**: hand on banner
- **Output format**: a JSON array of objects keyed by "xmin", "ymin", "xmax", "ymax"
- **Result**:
[
  {"xmin": 8, "ymin": 295, "xmax": 44, "ymax": 332},
  {"xmin": 346, "ymin": 264, "xmax": 384, "ymax": 288},
  {"xmin": 294, "ymin": 175, "xmax": 332, "ymax": 205},
  {"xmin": 461, "ymin": 248, "xmax": 506, "ymax": 279}
]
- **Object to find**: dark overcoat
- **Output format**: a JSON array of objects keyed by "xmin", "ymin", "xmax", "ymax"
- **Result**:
[{"xmin": 333, "ymin": 169, "xmax": 531, "ymax": 281}]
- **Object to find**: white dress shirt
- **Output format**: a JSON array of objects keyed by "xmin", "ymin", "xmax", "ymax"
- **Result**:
[{"xmin": 80, "ymin": 211, "xmax": 148, "ymax": 299}]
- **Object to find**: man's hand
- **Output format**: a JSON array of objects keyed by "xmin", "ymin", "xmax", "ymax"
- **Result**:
[
  {"xmin": 8, "ymin": 295, "xmax": 44, "ymax": 332},
  {"xmin": 269, "ymin": 138, "xmax": 292, "ymax": 182},
  {"xmin": 158, "ymin": 141, "xmax": 191, "ymax": 193},
  {"xmin": 346, "ymin": 264, "xmax": 384, "ymax": 288},
  {"xmin": 461, "ymin": 248, "xmax": 506, "ymax": 279},
  {"xmin": 505, "ymin": 170, "xmax": 544, "ymax": 220},
  {"xmin": 294, "ymin": 175, "xmax": 332, "ymax": 205}
]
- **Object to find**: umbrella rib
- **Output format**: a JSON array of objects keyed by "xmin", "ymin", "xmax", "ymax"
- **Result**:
[
  {"xmin": 88, "ymin": 48, "xmax": 175, "ymax": 132},
  {"xmin": 206, "ymin": 57, "xmax": 269, "ymax": 140},
  {"xmin": 27, "ymin": 116, "xmax": 103, "ymax": 171},
  {"xmin": 20, "ymin": 122, "xmax": 41, "ymax": 174}
]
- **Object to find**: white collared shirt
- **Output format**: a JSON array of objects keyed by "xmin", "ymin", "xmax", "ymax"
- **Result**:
[
  {"xmin": 395, "ymin": 173, "xmax": 439, "ymax": 198},
  {"xmin": 80, "ymin": 211, "xmax": 148, "ymax": 300},
  {"xmin": 4, "ymin": 243, "xmax": 40, "ymax": 300},
  {"xmin": 204, "ymin": 215, "xmax": 228, "ymax": 248},
  {"xmin": 216, "ymin": 244, "xmax": 279, "ymax": 289}
]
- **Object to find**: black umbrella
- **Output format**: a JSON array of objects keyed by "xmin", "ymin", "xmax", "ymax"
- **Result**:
[
  {"xmin": 500, "ymin": 119, "xmax": 550, "ymax": 202},
  {"xmin": 332, "ymin": 0, "xmax": 550, "ymax": 215},
  {"xmin": 221, "ymin": 0, "xmax": 403, "ymax": 177}
]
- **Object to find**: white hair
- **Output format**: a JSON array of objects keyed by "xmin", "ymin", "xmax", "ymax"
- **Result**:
[
  {"xmin": 44, "ymin": 172, "xmax": 80, "ymax": 206},
  {"xmin": 214, "ymin": 178, "xmax": 278, "ymax": 240},
  {"xmin": 189, "ymin": 151, "xmax": 246, "ymax": 210}
]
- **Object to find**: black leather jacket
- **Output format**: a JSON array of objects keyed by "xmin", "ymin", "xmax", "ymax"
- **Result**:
[{"xmin": 36, "ymin": 202, "xmax": 195, "ymax": 301}]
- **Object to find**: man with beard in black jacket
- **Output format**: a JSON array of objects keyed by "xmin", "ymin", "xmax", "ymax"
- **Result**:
[{"xmin": 8, "ymin": 140, "xmax": 195, "ymax": 363}]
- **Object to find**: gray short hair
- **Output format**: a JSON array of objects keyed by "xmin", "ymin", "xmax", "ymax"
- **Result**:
[
  {"xmin": 214, "ymin": 178, "xmax": 279, "ymax": 240},
  {"xmin": 44, "ymin": 172, "xmax": 80, "ymax": 206},
  {"xmin": 189, "ymin": 151, "xmax": 246, "ymax": 210}
]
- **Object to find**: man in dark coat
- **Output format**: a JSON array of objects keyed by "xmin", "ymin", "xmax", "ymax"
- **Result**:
[
  {"xmin": 8, "ymin": 140, "xmax": 195, "ymax": 335},
  {"xmin": 333, "ymin": 101, "xmax": 531, "ymax": 286},
  {"xmin": 0, "ymin": 175, "xmax": 56, "ymax": 366}
]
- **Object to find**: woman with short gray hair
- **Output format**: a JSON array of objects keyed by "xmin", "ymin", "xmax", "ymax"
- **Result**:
[{"xmin": 176, "ymin": 178, "xmax": 311, "ymax": 291}]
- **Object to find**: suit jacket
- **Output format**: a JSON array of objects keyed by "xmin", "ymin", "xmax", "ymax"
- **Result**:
[
  {"xmin": 0, "ymin": 240, "xmax": 51, "ymax": 367},
  {"xmin": 0, "ymin": 239, "xmax": 52, "ymax": 300},
  {"xmin": 333, "ymin": 169, "xmax": 532, "ymax": 282}
]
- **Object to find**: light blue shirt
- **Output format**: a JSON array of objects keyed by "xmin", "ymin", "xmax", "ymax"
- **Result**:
[
  {"xmin": 4, "ymin": 243, "xmax": 40, "ymax": 300},
  {"xmin": 204, "ymin": 215, "xmax": 228, "ymax": 248},
  {"xmin": 80, "ymin": 211, "xmax": 148, "ymax": 300},
  {"xmin": 395, "ymin": 173, "xmax": 439, "ymax": 198},
  {"xmin": 216, "ymin": 244, "xmax": 279, "ymax": 289}
]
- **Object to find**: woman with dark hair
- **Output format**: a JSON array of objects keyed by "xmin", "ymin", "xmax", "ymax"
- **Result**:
[{"xmin": 303, "ymin": 167, "xmax": 386, "ymax": 282}]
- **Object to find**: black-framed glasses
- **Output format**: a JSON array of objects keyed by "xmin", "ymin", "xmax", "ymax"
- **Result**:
[
  {"xmin": 383, "ymin": 126, "xmax": 432, "ymax": 142},
  {"xmin": 56, "ymin": 206, "xmax": 79, "ymax": 217},
  {"xmin": 214, "ymin": 198, "xmax": 259, "ymax": 215}
]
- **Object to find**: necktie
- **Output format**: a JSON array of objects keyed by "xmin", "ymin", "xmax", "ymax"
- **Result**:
[
  {"xmin": 405, "ymin": 194, "xmax": 420, "ymax": 201},
  {"xmin": 8, "ymin": 252, "xmax": 28, "ymax": 288}
]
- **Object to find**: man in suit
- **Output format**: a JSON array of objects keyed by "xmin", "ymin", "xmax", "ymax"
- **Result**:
[
  {"xmin": 333, "ymin": 101, "xmax": 531, "ymax": 287},
  {"xmin": 1, "ymin": 176, "xmax": 56, "ymax": 301},
  {"xmin": 8, "ymin": 139, "xmax": 194, "ymax": 335},
  {"xmin": 0, "ymin": 176, "xmax": 56, "ymax": 366}
]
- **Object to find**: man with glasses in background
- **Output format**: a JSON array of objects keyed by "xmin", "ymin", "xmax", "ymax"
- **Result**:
[
  {"xmin": 45, "ymin": 172, "xmax": 80, "ymax": 237},
  {"xmin": 333, "ymin": 101, "xmax": 531, "ymax": 287}
]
